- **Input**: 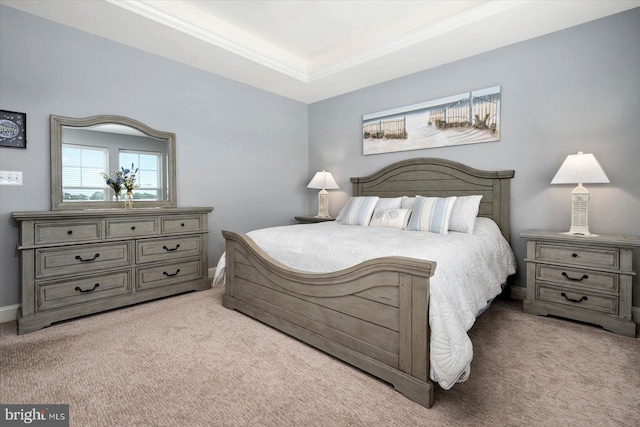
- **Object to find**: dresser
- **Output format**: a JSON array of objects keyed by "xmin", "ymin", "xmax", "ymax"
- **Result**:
[
  {"xmin": 13, "ymin": 207, "xmax": 213, "ymax": 334},
  {"xmin": 521, "ymin": 230, "xmax": 639, "ymax": 337}
]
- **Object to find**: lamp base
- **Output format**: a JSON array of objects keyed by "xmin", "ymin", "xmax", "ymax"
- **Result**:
[
  {"xmin": 316, "ymin": 189, "xmax": 330, "ymax": 217},
  {"xmin": 565, "ymin": 184, "xmax": 596, "ymax": 237}
]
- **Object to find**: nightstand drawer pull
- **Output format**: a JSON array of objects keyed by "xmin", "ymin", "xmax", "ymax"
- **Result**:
[
  {"xmin": 561, "ymin": 272, "xmax": 588, "ymax": 282},
  {"xmin": 75, "ymin": 253, "xmax": 100, "ymax": 262},
  {"xmin": 162, "ymin": 244, "xmax": 180, "ymax": 252},
  {"xmin": 572, "ymin": 253, "xmax": 578, "ymax": 257},
  {"xmin": 560, "ymin": 292, "xmax": 588, "ymax": 303},
  {"xmin": 75, "ymin": 283, "xmax": 100, "ymax": 293},
  {"xmin": 163, "ymin": 269, "xmax": 181, "ymax": 277}
]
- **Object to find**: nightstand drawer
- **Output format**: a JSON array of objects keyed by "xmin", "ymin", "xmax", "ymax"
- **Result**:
[
  {"xmin": 536, "ymin": 283, "xmax": 618, "ymax": 316},
  {"xmin": 536, "ymin": 243, "xmax": 619, "ymax": 269},
  {"xmin": 536, "ymin": 265, "xmax": 618, "ymax": 293}
]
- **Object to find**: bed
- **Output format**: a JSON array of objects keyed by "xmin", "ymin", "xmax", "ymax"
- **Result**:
[{"xmin": 218, "ymin": 158, "xmax": 515, "ymax": 408}]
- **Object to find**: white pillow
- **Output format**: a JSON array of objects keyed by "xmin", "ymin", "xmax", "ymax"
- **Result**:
[
  {"xmin": 401, "ymin": 196, "xmax": 416, "ymax": 210},
  {"xmin": 375, "ymin": 197, "xmax": 403, "ymax": 210},
  {"xmin": 449, "ymin": 195, "xmax": 483, "ymax": 234},
  {"xmin": 406, "ymin": 196, "xmax": 457, "ymax": 233},
  {"xmin": 338, "ymin": 196, "xmax": 379, "ymax": 226},
  {"xmin": 369, "ymin": 208, "xmax": 411, "ymax": 230}
]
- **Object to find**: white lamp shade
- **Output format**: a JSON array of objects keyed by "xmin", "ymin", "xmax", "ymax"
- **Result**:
[
  {"xmin": 307, "ymin": 170, "xmax": 339, "ymax": 190},
  {"xmin": 550, "ymin": 152, "xmax": 610, "ymax": 185}
]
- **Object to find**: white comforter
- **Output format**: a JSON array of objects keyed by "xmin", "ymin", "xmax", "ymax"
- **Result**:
[{"xmin": 213, "ymin": 217, "xmax": 516, "ymax": 390}]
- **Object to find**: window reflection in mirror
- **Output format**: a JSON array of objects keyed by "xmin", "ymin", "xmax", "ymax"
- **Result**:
[{"xmin": 61, "ymin": 125, "xmax": 167, "ymax": 202}]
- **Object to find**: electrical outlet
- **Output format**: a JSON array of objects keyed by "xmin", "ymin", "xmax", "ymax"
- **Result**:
[{"xmin": 0, "ymin": 171, "xmax": 23, "ymax": 185}]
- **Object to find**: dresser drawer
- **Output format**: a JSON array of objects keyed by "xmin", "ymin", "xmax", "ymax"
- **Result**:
[
  {"xmin": 536, "ymin": 265, "xmax": 618, "ymax": 294},
  {"xmin": 536, "ymin": 243, "xmax": 619, "ymax": 269},
  {"xmin": 137, "ymin": 258, "xmax": 203, "ymax": 291},
  {"xmin": 536, "ymin": 283, "xmax": 618, "ymax": 316},
  {"xmin": 161, "ymin": 215, "xmax": 204, "ymax": 234},
  {"xmin": 106, "ymin": 218, "xmax": 159, "ymax": 238},
  {"xmin": 136, "ymin": 235, "xmax": 203, "ymax": 264},
  {"xmin": 37, "ymin": 270, "xmax": 132, "ymax": 312},
  {"xmin": 36, "ymin": 242, "xmax": 132, "ymax": 279},
  {"xmin": 35, "ymin": 220, "xmax": 102, "ymax": 245}
]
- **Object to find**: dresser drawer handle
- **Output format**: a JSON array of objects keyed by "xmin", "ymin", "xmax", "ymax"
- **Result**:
[
  {"xmin": 572, "ymin": 253, "xmax": 578, "ymax": 257},
  {"xmin": 163, "ymin": 269, "xmax": 181, "ymax": 277},
  {"xmin": 162, "ymin": 244, "xmax": 180, "ymax": 252},
  {"xmin": 561, "ymin": 272, "xmax": 588, "ymax": 282},
  {"xmin": 75, "ymin": 253, "xmax": 100, "ymax": 262},
  {"xmin": 560, "ymin": 292, "xmax": 588, "ymax": 303},
  {"xmin": 131, "ymin": 226, "xmax": 136, "ymax": 230},
  {"xmin": 67, "ymin": 230, "xmax": 73, "ymax": 235},
  {"xmin": 181, "ymin": 223, "xmax": 185, "ymax": 227},
  {"xmin": 75, "ymin": 283, "xmax": 100, "ymax": 293}
]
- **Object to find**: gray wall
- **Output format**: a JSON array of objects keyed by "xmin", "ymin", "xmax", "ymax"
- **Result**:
[
  {"xmin": 0, "ymin": 6, "xmax": 308, "ymax": 308},
  {"xmin": 308, "ymin": 9, "xmax": 640, "ymax": 304}
]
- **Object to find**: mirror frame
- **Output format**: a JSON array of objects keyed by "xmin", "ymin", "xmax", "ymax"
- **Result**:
[{"xmin": 51, "ymin": 114, "xmax": 177, "ymax": 210}]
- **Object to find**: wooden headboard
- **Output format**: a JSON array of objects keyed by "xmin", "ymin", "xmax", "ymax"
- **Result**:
[{"xmin": 351, "ymin": 158, "xmax": 515, "ymax": 241}]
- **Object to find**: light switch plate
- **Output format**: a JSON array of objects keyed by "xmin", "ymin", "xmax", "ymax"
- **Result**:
[{"xmin": 0, "ymin": 171, "xmax": 23, "ymax": 185}]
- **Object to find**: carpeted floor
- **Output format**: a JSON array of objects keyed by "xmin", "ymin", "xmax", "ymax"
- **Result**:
[{"xmin": 1, "ymin": 286, "xmax": 639, "ymax": 427}]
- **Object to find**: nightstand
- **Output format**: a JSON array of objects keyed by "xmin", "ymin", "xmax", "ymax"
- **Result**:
[
  {"xmin": 521, "ymin": 230, "xmax": 639, "ymax": 337},
  {"xmin": 295, "ymin": 216, "xmax": 336, "ymax": 224}
]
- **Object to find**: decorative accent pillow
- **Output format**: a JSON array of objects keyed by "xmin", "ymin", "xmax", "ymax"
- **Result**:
[
  {"xmin": 449, "ymin": 195, "xmax": 483, "ymax": 234},
  {"xmin": 369, "ymin": 208, "xmax": 411, "ymax": 230},
  {"xmin": 338, "ymin": 196, "xmax": 379, "ymax": 226},
  {"xmin": 401, "ymin": 196, "xmax": 416, "ymax": 210},
  {"xmin": 406, "ymin": 196, "xmax": 457, "ymax": 233},
  {"xmin": 375, "ymin": 197, "xmax": 403, "ymax": 210}
]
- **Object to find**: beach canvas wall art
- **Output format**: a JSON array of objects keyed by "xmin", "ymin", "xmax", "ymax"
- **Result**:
[{"xmin": 363, "ymin": 86, "xmax": 501, "ymax": 155}]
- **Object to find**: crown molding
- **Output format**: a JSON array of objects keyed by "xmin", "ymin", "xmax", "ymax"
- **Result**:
[
  {"xmin": 108, "ymin": 0, "xmax": 522, "ymax": 83},
  {"xmin": 106, "ymin": 0, "xmax": 310, "ymax": 82},
  {"xmin": 308, "ymin": 1, "xmax": 522, "ymax": 81}
]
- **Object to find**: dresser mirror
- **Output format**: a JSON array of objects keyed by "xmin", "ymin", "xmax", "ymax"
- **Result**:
[{"xmin": 51, "ymin": 115, "xmax": 176, "ymax": 210}]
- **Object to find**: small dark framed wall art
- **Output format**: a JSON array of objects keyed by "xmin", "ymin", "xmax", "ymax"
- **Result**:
[{"xmin": 0, "ymin": 110, "xmax": 27, "ymax": 149}]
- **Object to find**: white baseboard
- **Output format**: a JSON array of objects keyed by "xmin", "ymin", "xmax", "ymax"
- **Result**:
[{"xmin": 0, "ymin": 304, "xmax": 20, "ymax": 323}]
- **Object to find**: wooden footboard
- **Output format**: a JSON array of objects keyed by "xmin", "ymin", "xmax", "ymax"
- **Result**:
[{"xmin": 221, "ymin": 230, "xmax": 437, "ymax": 408}]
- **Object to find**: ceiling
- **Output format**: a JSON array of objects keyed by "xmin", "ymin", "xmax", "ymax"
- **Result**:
[{"xmin": 2, "ymin": 0, "xmax": 639, "ymax": 103}]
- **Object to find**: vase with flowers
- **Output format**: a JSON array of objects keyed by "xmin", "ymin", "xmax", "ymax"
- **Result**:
[{"xmin": 100, "ymin": 163, "xmax": 139, "ymax": 208}]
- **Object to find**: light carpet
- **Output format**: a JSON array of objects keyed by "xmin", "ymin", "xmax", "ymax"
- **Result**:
[{"xmin": 1, "ymin": 286, "xmax": 639, "ymax": 426}]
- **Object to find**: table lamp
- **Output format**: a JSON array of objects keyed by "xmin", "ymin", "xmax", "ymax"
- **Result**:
[
  {"xmin": 550, "ymin": 151, "xmax": 609, "ymax": 236},
  {"xmin": 307, "ymin": 170, "xmax": 339, "ymax": 217}
]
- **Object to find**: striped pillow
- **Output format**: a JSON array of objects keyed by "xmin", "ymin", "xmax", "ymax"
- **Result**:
[
  {"xmin": 339, "ymin": 196, "xmax": 379, "ymax": 226},
  {"xmin": 406, "ymin": 196, "xmax": 457, "ymax": 233}
]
